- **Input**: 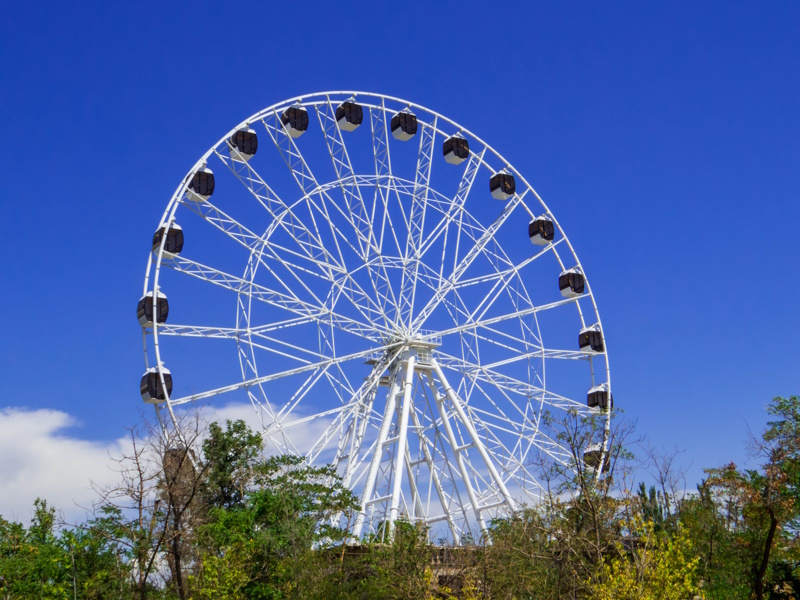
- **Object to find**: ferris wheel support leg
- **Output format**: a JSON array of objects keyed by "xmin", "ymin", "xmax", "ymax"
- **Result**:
[
  {"xmin": 431, "ymin": 360, "xmax": 517, "ymax": 515},
  {"xmin": 388, "ymin": 355, "xmax": 416, "ymax": 538},
  {"xmin": 353, "ymin": 371, "xmax": 402, "ymax": 540},
  {"xmin": 425, "ymin": 372, "xmax": 489, "ymax": 537},
  {"xmin": 407, "ymin": 396, "xmax": 462, "ymax": 544},
  {"xmin": 404, "ymin": 437, "xmax": 425, "ymax": 523},
  {"xmin": 342, "ymin": 387, "xmax": 378, "ymax": 488}
]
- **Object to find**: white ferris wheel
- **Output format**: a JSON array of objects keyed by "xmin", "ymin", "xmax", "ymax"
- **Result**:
[{"xmin": 139, "ymin": 91, "xmax": 612, "ymax": 543}]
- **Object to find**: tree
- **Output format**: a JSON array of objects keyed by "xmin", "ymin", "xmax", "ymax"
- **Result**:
[
  {"xmin": 90, "ymin": 413, "xmax": 209, "ymax": 599},
  {"xmin": 701, "ymin": 396, "xmax": 800, "ymax": 600},
  {"xmin": 191, "ymin": 421, "xmax": 360, "ymax": 599},
  {"xmin": 590, "ymin": 516, "xmax": 705, "ymax": 600},
  {"xmin": 0, "ymin": 499, "xmax": 132, "ymax": 600}
]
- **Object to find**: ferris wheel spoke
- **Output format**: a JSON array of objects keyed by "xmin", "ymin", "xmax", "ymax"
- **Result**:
[
  {"xmin": 437, "ymin": 351, "xmax": 588, "ymax": 412},
  {"xmin": 164, "ymin": 324, "xmax": 322, "ymax": 366},
  {"xmin": 435, "ymin": 296, "xmax": 579, "ymax": 341},
  {"xmin": 162, "ymin": 254, "xmax": 383, "ymax": 340},
  {"xmin": 259, "ymin": 367, "xmax": 331, "ymax": 455},
  {"xmin": 168, "ymin": 344, "xmax": 398, "ymax": 407},
  {"xmin": 460, "ymin": 408, "xmax": 549, "ymax": 497},
  {"xmin": 261, "ymin": 113, "xmax": 362, "ymax": 274},
  {"xmin": 470, "ymin": 405, "xmax": 574, "ymax": 466},
  {"xmin": 370, "ymin": 98, "xmax": 393, "ymax": 179},
  {"xmin": 179, "ymin": 195, "xmax": 341, "ymax": 289},
  {"xmin": 215, "ymin": 150, "xmax": 342, "ymax": 279},
  {"xmin": 398, "ymin": 118, "xmax": 436, "ymax": 328},
  {"xmin": 417, "ymin": 149, "xmax": 484, "ymax": 266},
  {"xmin": 259, "ymin": 112, "xmax": 394, "ymax": 331},
  {"xmin": 446, "ymin": 238, "xmax": 565, "ymax": 293},
  {"xmin": 370, "ymin": 103, "xmax": 410, "ymax": 263},
  {"xmin": 315, "ymin": 98, "xmax": 378, "ymax": 258},
  {"xmin": 157, "ymin": 316, "xmax": 315, "ymax": 339},
  {"xmin": 482, "ymin": 347, "xmax": 590, "ymax": 368},
  {"xmin": 410, "ymin": 193, "xmax": 526, "ymax": 332}
]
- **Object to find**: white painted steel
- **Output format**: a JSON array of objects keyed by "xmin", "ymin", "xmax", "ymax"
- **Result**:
[{"xmin": 141, "ymin": 91, "xmax": 613, "ymax": 543}]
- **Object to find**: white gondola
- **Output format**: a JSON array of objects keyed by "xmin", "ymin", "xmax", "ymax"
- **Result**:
[
  {"xmin": 281, "ymin": 103, "xmax": 309, "ymax": 138},
  {"xmin": 152, "ymin": 223, "xmax": 183, "ymax": 255},
  {"xmin": 137, "ymin": 291, "xmax": 169, "ymax": 327},
  {"xmin": 391, "ymin": 109, "xmax": 417, "ymax": 141},
  {"xmin": 579, "ymin": 324, "xmax": 604, "ymax": 353},
  {"xmin": 490, "ymin": 169, "xmax": 516, "ymax": 200},
  {"xmin": 559, "ymin": 267, "xmax": 585, "ymax": 298},
  {"xmin": 587, "ymin": 383, "xmax": 612, "ymax": 410},
  {"xmin": 229, "ymin": 126, "xmax": 258, "ymax": 162},
  {"xmin": 185, "ymin": 166, "xmax": 215, "ymax": 202},
  {"xmin": 528, "ymin": 215, "xmax": 554, "ymax": 246},
  {"xmin": 336, "ymin": 98, "xmax": 363, "ymax": 132},
  {"xmin": 140, "ymin": 367, "xmax": 173, "ymax": 404},
  {"xmin": 443, "ymin": 133, "xmax": 469, "ymax": 165}
]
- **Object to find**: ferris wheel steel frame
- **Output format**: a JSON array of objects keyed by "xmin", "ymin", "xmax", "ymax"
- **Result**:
[{"xmin": 141, "ymin": 91, "xmax": 612, "ymax": 544}]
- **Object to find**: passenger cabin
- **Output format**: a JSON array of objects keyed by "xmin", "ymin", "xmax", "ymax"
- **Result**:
[
  {"xmin": 140, "ymin": 367, "xmax": 173, "ymax": 404},
  {"xmin": 490, "ymin": 170, "xmax": 516, "ymax": 200},
  {"xmin": 391, "ymin": 109, "xmax": 418, "ymax": 141},
  {"xmin": 137, "ymin": 291, "xmax": 169, "ymax": 327},
  {"xmin": 152, "ymin": 223, "xmax": 184, "ymax": 255},
  {"xmin": 443, "ymin": 133, "xmax": 470, "ymax": 165},
  {"xmin": 528, "ymin": 216, "xmax": 555, "ymax": 246},
  {"xmin": 587, "ymin": 384, "xmax": 612, "ymax": 411},
  {"xmin": 229, "ymin": 126, "xmax": 258, "ymax": 162},
  {"xmin": 583, "ymin": 443, "xmax": 611, "ymax": 472},
  {"xmin": 281, "ymin": 103, "xmax": 309, "ymax": 138},
  {"xmin": 186, "ymin": 167, "xmax": 215, "ymax": 202},
  {"xmin": 579, "ymin": 324, "xmax": 604, "ymax": 353},
  {"xmin": 336, "ymin": 99, "xmax": 363, "ymax": 132},
  {"xmin": 559, "ymin": 268, "xmax": 585, "ymax": 298}
]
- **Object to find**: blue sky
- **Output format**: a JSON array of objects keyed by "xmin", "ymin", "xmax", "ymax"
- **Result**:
[{"xmin": 1, "ymin": 1, "xmax": 798, "ymax": 516}]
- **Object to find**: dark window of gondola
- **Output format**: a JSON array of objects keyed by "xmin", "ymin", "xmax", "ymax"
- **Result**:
[
  {"xmin": 571, "ymin": 273, "xmax": 585, "ymax": 294},
  {"xmin": 590, "ymin": 331, "xmax": 604, "ymax": 352},
  {"xmin": 137, "ymin": 298, "xmax": 147, "ymax": 321},
  {"xmin": 231, "ymin": 129, "xmax": 258, "ymax": 155},
  {"xmin": 337, "ymin": 102, "xmax": 363, "ymax": 125},
  {"xmin": 444, "ymin": 136, "xmax": 469, "ymax": 159},
  {"xmin": 490, "ymin": 173, "xmax": 516, "ymax": 196},
  {"xmin": 539, "ymin": 219, "xmax": 554, "ymax": 240},
  {"xmin": 392, "ymin": 113, "xmax": 417, "ymax": 135},
  {"xmin": 281, "ymin": 107, "xmax": 309, "ymax": 132},
  {"xmin": 152, "ymin": 229, "xmax": 163, "ymax": 251},
  {"xmin": 190, "ymin": 171, "xmax": 215, "ymax": 196},
  {"xmin": 157, "ymin": 298, "xmax": 169, "ymax": 323}
]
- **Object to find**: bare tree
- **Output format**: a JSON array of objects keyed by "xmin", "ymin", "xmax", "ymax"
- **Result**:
[{"xmin": 90, "ymin": 410, "xmax": 209, "ymax": 600}]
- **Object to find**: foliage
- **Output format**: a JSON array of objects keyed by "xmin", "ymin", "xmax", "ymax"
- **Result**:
[
  {"xmin": 0, "ymin": 499, "xmax": 132, "ymax": 600},
  {"xmin": 1, "ymin": 397, "xmax": 798, "ymax": 599},
  {"xmin": 589, "ymin": 517, "xmax": 705, "ymax": 600}
]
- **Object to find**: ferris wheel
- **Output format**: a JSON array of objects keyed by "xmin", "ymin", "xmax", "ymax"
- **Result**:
[{"xmin": 139, "ymin": 91, "xmax": 612, "ymax": 543}]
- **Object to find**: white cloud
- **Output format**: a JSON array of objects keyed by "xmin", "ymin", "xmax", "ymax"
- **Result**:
[
  {"xmin": 0, "ymin": 407, "xmax": 129, "ymax": 524},
  {"xmin": 0, "ymin": 402, "xmax": 341, "ymax": 525}
]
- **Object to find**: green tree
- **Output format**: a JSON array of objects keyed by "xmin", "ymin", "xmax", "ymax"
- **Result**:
[
  {"xmin": 590, "ymin": 517, "xmax": 705, "ymax": 600},
  {"xmin": 695, "ymin": 396, "xmax": 800, "ymax": 600},
  {"xmin": 192, "ymin": 422, "xmax": 359, "ymax": 599}
]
